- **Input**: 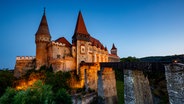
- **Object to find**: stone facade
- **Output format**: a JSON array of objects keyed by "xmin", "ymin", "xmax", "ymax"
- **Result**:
[
  {"xmin": 165, "ymin": 63, "xmax": 184, "ymax": 104},
  {"xmin": 68, "ymin": 62, "xmax": 100, "ymax": 89},
  {"xmin": 14, "ymin": 10, "xmax": 120, "ymax": 78},
  {"xmin": 14, "ymin": 56, "xmax": 35, "ymax": 78}
]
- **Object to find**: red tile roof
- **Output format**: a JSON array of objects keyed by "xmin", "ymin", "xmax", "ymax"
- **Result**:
[
  {"xmin": 90, "ymin": 36, "xmax": 106, "ymax": 50},
  {"xmin": 55, "ymin": 37, "xmax": 71, "ymax": 47},
  {"xmin": 74, "ymin": 11, "xmax": 89, "ymax": 35}
]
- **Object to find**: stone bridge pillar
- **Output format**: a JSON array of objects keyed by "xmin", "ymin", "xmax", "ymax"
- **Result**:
[
  {"xmin": 124, "ymin": 70, "xmax": 153, "ymax": 104},
  {"xmin": 165, "ymin": 63, "xmax": 184, "ymax": 104},
  {"xmin": 98, "ymin": 67, "xmax": 118, "ymax": 104}
]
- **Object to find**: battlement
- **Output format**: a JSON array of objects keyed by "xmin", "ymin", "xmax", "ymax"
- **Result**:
[
  {"xmin": 16, "ymin": 56, "xmax": 35, "ymax": 60},
  {"xmin": 48, "ymin": 41, "xmax": 66, "ymax": 47}
]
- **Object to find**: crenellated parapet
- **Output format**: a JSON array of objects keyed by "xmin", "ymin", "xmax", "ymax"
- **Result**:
[
  {"xmin": 48, "ymin": 41, "xmax": 66, "ymax": 47},
  {"xmin": 14, "ymin": 56, "xmax": 36, "ymax": 78},
  {"xmin": 16, "ymin": 56, "xmax": 35, "ymax": 60}
]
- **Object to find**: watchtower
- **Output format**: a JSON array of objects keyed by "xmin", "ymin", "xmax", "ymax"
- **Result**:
[{"xmin": 35, "ymin": 9, "xmax": 51, "ymax": 69}]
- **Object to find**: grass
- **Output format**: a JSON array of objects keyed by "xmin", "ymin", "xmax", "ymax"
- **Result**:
[{"xmin": 116, "ymin": 80, "xmax": 124, "ymax": 104}]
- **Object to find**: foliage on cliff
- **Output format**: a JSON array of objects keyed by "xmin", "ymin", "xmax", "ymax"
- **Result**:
[
  {"xmin": 14, "ymin": 66, "xmax": 71, "ymax": 92},
  {"xmin": 0, "ymin": 66, "xmax": 73, "ymax": 104},
  {"xmin": 0, "ymin": 80, "xmax": 72, "ymax": 104}
]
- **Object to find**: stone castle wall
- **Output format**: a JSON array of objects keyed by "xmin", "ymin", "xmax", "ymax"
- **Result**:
[
  {"xmin": 47, "ymin": 41, "xmax": 70, "ymax": 59},
  {"xmin": 50, "ymin": 56, "xmax": 76, "ymax": 72},
  {"xmin": 69, "ymin": 62, "xmax": 100, "ymax": 89},
  {"xmin": 14, "ymin": 56, "xmax": 36, "ymax": 78}
]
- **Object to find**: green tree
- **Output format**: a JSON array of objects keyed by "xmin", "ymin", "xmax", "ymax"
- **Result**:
[
  {"xmin": 0, "ymin": 87, "xmax": 17, "ymax": 104},
  {"xmin": 45, "ymin": 71, "xmax": 71, "ymax": 92},
  {"xmin": 54, "ymin": 88, "xmax": 72, "ymax": 104},
  {"xmin": 0, "ymin": 80, "xmax": 73, "ymax": 104},
  {"xmin": 120, "ymin": 56, "xmax": 139, "ymax": 62},
  {"xmin": 13, "ymin": 80, "xmax": 53, "ymax": 104}
]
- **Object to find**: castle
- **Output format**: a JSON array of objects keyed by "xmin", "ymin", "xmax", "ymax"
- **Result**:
[{"xmin": 14, "ymin": 10, "xmax": 120, "ymax": 78}]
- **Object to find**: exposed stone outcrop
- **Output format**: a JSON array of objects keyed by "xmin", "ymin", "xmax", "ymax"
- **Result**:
[
  {"xmin": 165, "ymin": 63, "xmax": 184, "ymax": 104},
  {"xmin": 72, "ymin": 93, "xmax": 96, "ymax": 104}
]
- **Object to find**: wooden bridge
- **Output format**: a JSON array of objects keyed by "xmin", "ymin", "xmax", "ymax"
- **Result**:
[{"xmin": 100, "ymin": 62, "xmax": 169, "ymax": 73}]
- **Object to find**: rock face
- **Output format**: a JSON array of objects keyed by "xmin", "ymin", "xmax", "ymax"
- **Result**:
[
  {"xmin": 165, "ymin": 63, "xmax": 184, "ymax": 104},
  {"xmin": 98, "ymin": 67, "xmax": 118, "ymax": 104},
  {"xmin": 124, "ymin": 70, "xmax": 153, "ymax": 104},
  {"xmin": 72, "ymin": 93, "xmax": 96, "ymax": 104}
]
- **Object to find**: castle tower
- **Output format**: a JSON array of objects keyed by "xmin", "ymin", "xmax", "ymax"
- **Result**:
[
  {"xmin": 72, "ymin": 11, "xmax": 90, "ymax": 72},
  {"xmin": 111, "ymin": 43, "xmax": 117, "ymax": 56},
  {"xmin": 35, "ymin": 9, "xmax": 51, "ymax": 70}
]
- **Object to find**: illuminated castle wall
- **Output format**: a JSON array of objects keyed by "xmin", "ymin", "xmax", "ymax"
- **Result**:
[{"xmin": 14, "ymin": 10, "xmax": 120, "ymax": 78}]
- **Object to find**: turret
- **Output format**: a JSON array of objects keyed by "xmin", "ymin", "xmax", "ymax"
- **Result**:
[
  {"xmin": 111, "ymin": 43, "xmax": 117, "ymax": 56},
  {"xmin": 35, "ymin": 8, "xmax": 51, "ymax": 69}
]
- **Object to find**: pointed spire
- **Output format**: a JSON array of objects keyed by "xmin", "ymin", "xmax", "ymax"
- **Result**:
[
  {"xmin": 43, "ymin": 7, "xmax": 46, "ymax": 15},
  {"xmin": 111, "ymin": 43, "xmax": 117, "ymax": 50},
  {"xmin": 72, "ymin": 11, "xmax": 90, "ymax": 43},
  {"xmin": 35, "ymin": 8, "xmax": 50, "ymax": 37},
  {"xmin": 74, "ymin": 11, "xmax": 89, "ymax": 35}
]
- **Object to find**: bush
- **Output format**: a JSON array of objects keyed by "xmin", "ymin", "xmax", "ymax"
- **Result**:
[
  {"xmin": 0, "ymin": 80, "xmax": 73, "ymax": 104},
  {"xmin": 0, "ymin": 87, "xmax": 17, "ymax": 104},
  {"xmin": 45, "ymin": 71, "xmax": 71, "ymax": 92},
  {"xmin": 54, "ymin": 88, "xmax": 72, "ymax": 104},
  {"xmin": 13, "ymin": 80, "xmax": 53, "ymax": 104}
]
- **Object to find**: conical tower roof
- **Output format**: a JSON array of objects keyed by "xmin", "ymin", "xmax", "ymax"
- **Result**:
[
  {"xmin": 111, "ymin": 43, "xmax": 117, "ymax": 50},
  {"xmin": 74, "ymin": 11, "xmax": 89, "ymax": 35},
  {"xmin": 35, "ymin": 9, "xmax": 50, "ymax": 37},
  {"xmin": 72, "ymin": 11, "xmax": 90, "ymax": 43}
]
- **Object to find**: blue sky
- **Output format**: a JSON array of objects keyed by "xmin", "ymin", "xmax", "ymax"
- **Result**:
[{"xmin": 0, "ymin": 0, "xmax": 184, "ymax": 69}]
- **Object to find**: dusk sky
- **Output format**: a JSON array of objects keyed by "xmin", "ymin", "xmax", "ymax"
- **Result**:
[{"xmin": 0, "ymin": 0, "xmax": 184, "ymax": 69}]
